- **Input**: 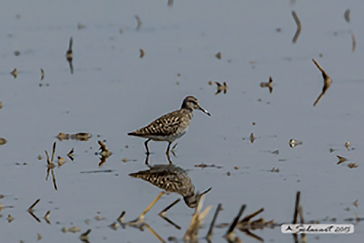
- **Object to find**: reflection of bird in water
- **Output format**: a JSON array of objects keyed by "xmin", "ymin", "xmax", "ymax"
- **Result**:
[
  {"xmin": 128, "ymin": 96, "xmax": 210, "ymax": 159},
  {"xmin": 129, "ymin": 164, "xmax": 205, "ymax": 208},
  {"xmin": 66, "ymin": 37, "xmax": 74, "ymax": 74}
]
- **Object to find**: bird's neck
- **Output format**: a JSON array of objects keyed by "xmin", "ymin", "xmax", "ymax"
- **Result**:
[
  {"xmin": 181, "ymin": 105, "xmax": 194, "ymax": 113},
  {"xmin": 181, "ymin": 106, "xmax": 193, "ymax": 118}
]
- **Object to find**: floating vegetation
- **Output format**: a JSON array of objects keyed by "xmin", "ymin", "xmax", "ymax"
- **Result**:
[
  {"xmin": 40, "ymin": 68, "xmax": 45, "ymax": 80},
  {"xmin": 194, "ymin": 163, "xmax": 222, "ymax": 169},
  {"xmin": 215, "ymin": 52, "xmax": 221, "ymax": 60},
  {"xmin": 345, "ymin": 141, "xmax": 351, "ymax": 151},
  {"xmin": 206, "ymin": 203, "xmax": 222, "ymax": 241},
  {"xmin": 353, "ymin": 200, "xmax": 358, "ymax": 208},
  {"xmin": 140, "ymin": 48, "xmax": 145, "ymax": 58},
  {"xmin": 223, "ymin": 204, "xmax": 246, "ymax": 242},
  {"xmin": 56, "ymin": 132, "xmax": 92, "ymax": 141},
  {"xmin": 97, "ymin": 140, "xmax": 112, "ymax": 157},
  {"xmin": 347, "ymin": 163, "xmax": 358, "ymax": 169},
  {"xmin": 237, "ymin": 208, "xmax": 275, "ymax": 231},
  {"xmin": 250, "ymin": 133, "xmax": 255, "ymax": 143},
  {"xmin": 71, "ymin": 132, "xmax": 92, "ymax": 141},
  {"xmin": 95, "ymin": 215, "xmax": 104, "ymax": 221},
  {"xmin": 56, "ymin": 133, "xmax": 69, "ymax": 141},
  {"xmin": 109, "ymin": 222, "xmax": 119, "ymax": 231},
  {"xmin": 27, "ymin": 199, "xmax": 41, "ymax": 223},
  {"xmin": 312, "ymin": 59, "xmax": 332, "ymax": 106},
  {"xmin": 68, "ymin": 226, "xmax": 81, "ymax": 233},
  {"xmin": 67, "ymin": 148, "xmax": 74, "ymax": 161},
  {"xmin": 351, "ymin": 32, "xmax": 356, "ymax": 53},
  {"xmin": 293, "ymin": 191, "xmax": 301, "ymax": 224},
  {"xmin": 45, "ymin": 142, "xmax": 58, "ymax": 190},
  {"xmin": 44, "ymin": 210, "xmax": 51, "ymax": 224},
  {"xmin": 184, "ymin": 194, "xmax": 212, "ymax": 241},
  {"xmin": 260, "ymin": 77, "xmax": 273, "ymax": 93},
  {"xmin": 28, "ymin": 198, "xmax": 40, "ymax": 212},
  {"xmin": 122, "ymin": 157, "xmax": 137, "ymax": 163},
  {"xmin": 0, "ymin": 203, "xmax": 14, "ymax": 211},
  {"xmin": 80, "ymin": 169, "xmax": 114, "ymax": 174},
  {"xmin": 336, "ymin": 155, "xmax": 348, "ymax": 165},
  {"xmin": 215, "ymin": 81, "xmax": 228, "ymax": 95},
  {"xmin": 66, "ymin": 37, "xmax": 74, "ymax": 74},
  {"xmin": 0, "ymin": 137, "xmax": 7, "ymax": 145},
  {"xmin": 289, "ymin": 139, "xmax": 303, "ymax": 148},
  {"xmin": 271, "ymin": 150, "xmax": 279, "ymax": 155},
  {"xmin": 118, "ymin": 192, "xmax": 166, "ymax": 242},
  {"xmin": 58, "ymin": 156, "xmax": 66, "ymax": 167},
  {"xmin": 97, "ymin": 140, "xmax": 112, "ymax": 167},
  {"xmin": 135, "ymin": 15, "xmax": 142, "ymax": 31},
  {"xmin": 271, "ymin": 167, "xmax": 280, "ymax": 173},
  {"xmin": 344, "ymin": 9, "xmax": 350, "ymax": 23},
  {"xmin": 7, "ymin": 214, "xmax": 14, "ymax": 223},
  {"xmin": 77, "ymin": 23, "xmax": 86, "ymax": 30},
  {"xmin": 292, "ymin": 11, "xmax": 302, "ymax": 43},
  {"xmin": 10, "ymin": 68, "xmax": 18, "ymax": 78}
]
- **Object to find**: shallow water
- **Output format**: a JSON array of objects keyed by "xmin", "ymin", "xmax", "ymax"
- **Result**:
[{"xmin": 1, "ymin": 0, "xmax": 364, "ymax": 242}]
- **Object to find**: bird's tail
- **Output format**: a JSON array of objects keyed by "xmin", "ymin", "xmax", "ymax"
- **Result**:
[{"xmin": 127, "ymin": 131, "xmax": 144, "ymax": 137}]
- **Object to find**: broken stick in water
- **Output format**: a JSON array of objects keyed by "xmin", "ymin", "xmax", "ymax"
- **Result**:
[{"xmin": 206, "ymin": 203, "xmax": 222, "ymax": 240}]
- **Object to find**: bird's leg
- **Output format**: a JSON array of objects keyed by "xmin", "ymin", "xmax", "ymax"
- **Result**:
[
  {"xmin": 166, "ymin": 153, "xmax": 173, "ymax": 164},
  {"xmin": 145, "ymin": 153, "xmax": 150, "ymax": 166},
  {"xmin": 165, "ymin": 142, "xmax": 171, "ymax": 157},
  {"xmin": 144, "ymin": 139, "xmax": 151, "ymax": 155},
  {"xmin": 166, "ymin": 142, "xmax": 173, "ymax": 164}
]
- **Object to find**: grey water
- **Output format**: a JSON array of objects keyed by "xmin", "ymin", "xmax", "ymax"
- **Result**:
[{"xmin": 1, "ymin": 0, "xmax": 364, "ymax": 242}]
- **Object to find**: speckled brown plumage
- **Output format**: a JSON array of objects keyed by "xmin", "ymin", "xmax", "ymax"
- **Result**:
[
  {"xmin": 128, "ymin": 109, "xmax": 192, "ymax": 139},
  {"xmin": 128, "ymin": 96, "xmax": 210, "ymax": 156},
  {"xmin": 129, "ymin": 164, "xmax": 198, "ymax": 208}
]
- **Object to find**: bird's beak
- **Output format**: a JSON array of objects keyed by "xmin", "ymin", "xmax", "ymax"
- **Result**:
[{"xmin": 199, "ymin": 106, "xmax": 211, "ymax": 116}]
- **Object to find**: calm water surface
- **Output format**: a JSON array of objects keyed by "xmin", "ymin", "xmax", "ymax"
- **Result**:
[{"xmin": 1, "ymin": 1, "xmax": 364, "ymax": 242}]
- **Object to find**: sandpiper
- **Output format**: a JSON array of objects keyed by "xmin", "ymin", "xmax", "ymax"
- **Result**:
[{"xmin": 128, "ymin": 96, "xmax": 210, "ymax": 156}]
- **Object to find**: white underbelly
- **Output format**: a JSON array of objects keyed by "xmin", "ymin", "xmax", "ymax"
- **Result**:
[{"xmin": 150, "ymin": 128, "xmax": 188, "ymax": 142}]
